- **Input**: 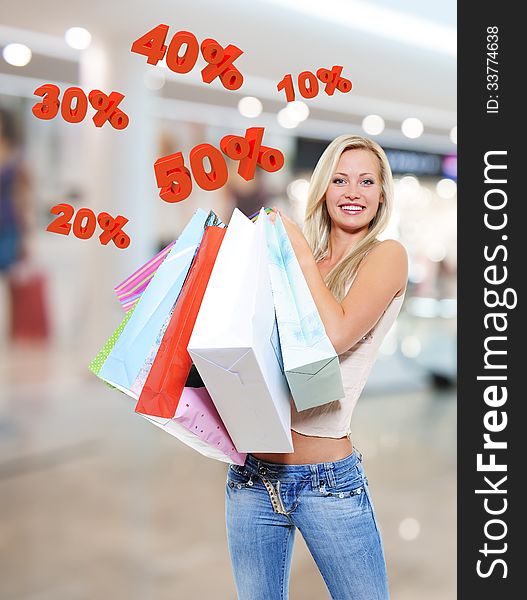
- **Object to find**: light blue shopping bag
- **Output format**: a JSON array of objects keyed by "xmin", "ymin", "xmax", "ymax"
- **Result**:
[
  {"xmin": 98, "ymin": 208, "xmax": 209, "ymax": 394},
  {"xmin": 263, "ymin": 209, "xmax": 345, "ymax": 411}
]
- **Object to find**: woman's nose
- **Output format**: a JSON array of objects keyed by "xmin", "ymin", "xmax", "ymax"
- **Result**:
[{"xmin": 343, "ymin": 183, "xmax": 360, "ymax": 198}]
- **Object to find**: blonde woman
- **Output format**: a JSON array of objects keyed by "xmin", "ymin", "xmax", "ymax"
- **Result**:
[{"xmin": 225, "ymin": 135, "xmax": 408, "ymax": 599}]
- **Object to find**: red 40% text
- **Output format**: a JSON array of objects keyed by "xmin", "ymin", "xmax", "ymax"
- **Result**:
[
  {"xmin": 131, "ymin": 24, "xmax": 244, "ymax": 91},
  {"xmin": 32, "ymin": 85, "xmax": 129, "ymax": 129},
  {"xmin": 277, "ymin": 66, "xmax": 352, "ymax": 102},
  {"xmin": 155, "ymin": 127, "xmax": 283, "ymax": 203},
  {"xmin": 47, "ymin": 204, "xmax": 131, "ymax": 249}
]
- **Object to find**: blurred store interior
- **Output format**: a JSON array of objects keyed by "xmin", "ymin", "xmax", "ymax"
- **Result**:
[{"xmin": 0, "ymin": 1, "xmax": 456, "ymax": 599}]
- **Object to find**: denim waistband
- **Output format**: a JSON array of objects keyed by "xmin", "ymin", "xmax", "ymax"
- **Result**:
[{"xmin": 243, "ymin": 447, "xmax": 363, "ymax": 483}]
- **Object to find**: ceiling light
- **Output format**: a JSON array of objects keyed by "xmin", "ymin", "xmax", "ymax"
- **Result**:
[
  {"xmin": 65, "ymin": 27, "xmax": 92, "ymax": 50},
  {"xmin": 398, "ymin": 175, "xmax": 420, "ymax": 191},
  {"xmin": 144, "ymin": 70, "xmax": 166, "ymax": 90},
  {"xmin": 286, "ymin": 101, "xmax": 309, "ymax": 122},
  {"xmin": 398, "ymin": 518, "xmax": 421, "ymax": 541},
  {"xmin": 287, "ymin": 179, "xmax": 310, "ymax": 203},
  {"xmin": 362, "ymin": 114, "xmax": 385, "ymax": 135},
  {"xmin": 401, "ymin": 117, "xmax": 424, "ymax": 139},
  {"xmin": 2, "ymin": 43, "xmax": 32, "ymax": 67},
  {"xmin": 401, "ymin": 336, "xmax": 421, "ymax": 357},
  {"xmin": 436, "ymin": 178, "xmax": 457, "ymax": 199},
  {"xmin": 426, "ymin": 243, "xmax": 447, "ymax": 263},
  {"xmin": 238, "ymin": 96, "xmax": 263, "ymax": 118},
  {"xmin": 277, "ymin": 107, "xmax": 298, "ymax": 129}
]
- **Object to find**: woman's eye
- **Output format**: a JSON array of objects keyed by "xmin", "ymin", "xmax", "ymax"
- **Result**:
[
  {"xmin": 361, "ymin": 179, "xmax": 374, "ymax": 185},
  {"xmin": 333, "ymin": 178, "xmax": 346, "ymax": 184}
]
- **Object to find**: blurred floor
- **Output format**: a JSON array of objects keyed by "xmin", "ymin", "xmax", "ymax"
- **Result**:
[{"xmin": 0, "ymin": 345, "xmax": 456, "ymax": 600}]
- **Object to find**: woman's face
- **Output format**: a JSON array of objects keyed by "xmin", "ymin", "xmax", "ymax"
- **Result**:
[{"xmin": 324, "ymin": 148, "xmax": 383, "ymax": 235}]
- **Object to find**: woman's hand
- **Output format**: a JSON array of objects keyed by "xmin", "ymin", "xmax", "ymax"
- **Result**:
[{"xmin": 269, "ymin": 207, "xmax": 313, "ymax": 267}]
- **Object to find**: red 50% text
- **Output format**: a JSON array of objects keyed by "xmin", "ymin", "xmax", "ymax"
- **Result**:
[
  {"xmin": 32, "ymin": 85, "xmax": 129, "ymax": 129},
  {"xmin": 131, "ymin": 24, "xmax": 244, "ymax": 91},
  {"xmin": 154, "ymin": 127, "xmax": 283, "ymax": 203},
  {"xmin": 277, "ymin": 66, "xmax": 352, "ymax": 101},
  {"xmin": 47, "ymin": 204, "xmax": 131, "ymax": 249}
]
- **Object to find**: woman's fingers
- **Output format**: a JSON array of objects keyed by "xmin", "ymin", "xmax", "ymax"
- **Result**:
[{"xmin": 268, "ymin": 206, "xmax": 279, "ymax": 223}]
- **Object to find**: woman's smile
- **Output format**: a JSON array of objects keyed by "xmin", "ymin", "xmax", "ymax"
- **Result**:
[{"xmin": 338, "ymin": 202, "xmax": 366, "ymax": 215}]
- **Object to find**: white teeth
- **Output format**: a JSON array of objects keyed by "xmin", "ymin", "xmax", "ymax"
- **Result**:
[{"xmin": 340, "ymin": 204, "xmax": 364, "ymax": 213}]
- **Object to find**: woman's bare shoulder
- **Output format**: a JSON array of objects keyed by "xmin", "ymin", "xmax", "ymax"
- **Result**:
[
  {"xmin": 362, "ymin": 239, "xmax": 408, "ymax": 268},
  {"xmin": 358, "ymin": 239, "xmax": 408, "ymax": 295},
  {"xmin": 371, "ymin": 238, "xmax": 407, "ymax": 256}
]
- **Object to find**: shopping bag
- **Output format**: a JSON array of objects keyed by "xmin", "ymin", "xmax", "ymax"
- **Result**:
[
  {"xmin": 89, "ymin": 302, "xmax": 244, "ymax": 464},
  {"xmin": 114, "ymin": 241, "xmax": 175, "ymax": 312},
  {"xmin": 141, "ymin": 386, "xmax": 247, "ymax": 465},
  {"xmin": 263, "ymin": 210, "xmax": 345, "ymax": 410},
  {"xmin": 126, "ymin": 218, "xmax": 222, "ymax": 401},
  {"xmin": 97, "ymin": 208, "xmax": 209, "ymax": 394},
  {"xmin": 135, "ymin": 222, "xmax": 227, "ymax": 418},
  {"xmin": 89, "ymin": 304, "xmax": 136, "ymax": 379},
  {"xmin": 8, "ymin": 262, "xmax": 50, "ymax": 341},
  {"xmin": 188, "ymin": 208, "xmax": 293, "ymax": 453}
]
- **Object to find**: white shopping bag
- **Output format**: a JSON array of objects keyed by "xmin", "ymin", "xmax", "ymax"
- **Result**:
[{"xmin": 188, "ymin": 208, "xmax": 293, "ymax": 453}]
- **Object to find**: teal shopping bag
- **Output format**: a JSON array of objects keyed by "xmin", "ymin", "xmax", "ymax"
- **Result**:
[{"xmin": 263, "ymin": 210, "xmax": 345, "ymax": 410}]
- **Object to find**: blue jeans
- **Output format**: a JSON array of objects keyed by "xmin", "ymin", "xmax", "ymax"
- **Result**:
[{"xmin": 225, "ymin": 448, "xmax": 389, "ymax": 599}]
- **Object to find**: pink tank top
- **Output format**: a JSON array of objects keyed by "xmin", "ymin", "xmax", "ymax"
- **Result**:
[{"xmin": 290, "ymin": 274, "xmax": 405, "ymax": 439}]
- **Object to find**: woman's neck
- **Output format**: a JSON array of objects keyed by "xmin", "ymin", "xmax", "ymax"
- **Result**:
[{"xmin": 325, "ymin": 225, "xmax": 368, "ymax": 265}]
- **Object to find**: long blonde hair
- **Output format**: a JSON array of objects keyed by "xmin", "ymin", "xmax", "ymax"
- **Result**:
[{"xmin": 303, "ymin": 134, "xmax": 394, "ymax": 302}]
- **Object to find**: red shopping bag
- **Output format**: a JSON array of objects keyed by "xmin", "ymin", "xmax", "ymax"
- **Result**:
[
  {"xmin": 9, "ymin": 263, "xmax": 50, "ymax": 341},
  {"xmin": 135, "ymin": 225, "xmax": 226, "ymax": 418}
]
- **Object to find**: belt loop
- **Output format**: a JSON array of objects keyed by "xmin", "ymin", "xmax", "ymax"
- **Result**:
[
  {"xmin": 353, "ymin": 446, "xmax": 363, "ymax": 462},
  {"xmin": 325, "ymin": 463, "xmax": 336, "ymax": 488},
  {"xmin": 310, "ymin": 464, "xmax": 319, "ymax": 489}
]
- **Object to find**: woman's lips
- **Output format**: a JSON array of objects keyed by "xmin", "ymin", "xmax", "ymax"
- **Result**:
[{"xmin": 339, "ymin": 203, "xmax": 365, "ymax": 215}]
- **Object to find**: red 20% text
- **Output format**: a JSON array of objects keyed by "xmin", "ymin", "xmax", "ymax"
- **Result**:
[
  {"xmin": 47, "ymin": 204, "xmax": 131, "ymax": 249},
  {"xmin": 131, "ymin": 24, "xmax": 244, "ymax": 91},
  {"xmin": 154, "ymin": 127, "xmax": 283, "ymax": 203},
  {"xmin": 32, "ymin": 85, "xmax": 129, "ymax": 130},
  {"xmin": 277, "ymin": 66, "xmax": 352, "ymax": 101}
]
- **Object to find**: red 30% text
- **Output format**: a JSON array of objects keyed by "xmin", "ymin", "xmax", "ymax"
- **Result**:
[
  {"xmin": 154, "ymin": 127, "xmax": 283, "ymax": 203},
  {"xmin": 131, "ymin": 24, "xmax": 244, "ymax": 91},
  {"xmin": 47, "ymin": 203, "xmax": 131, "ymax": 249},
  {"xmin": 32, "ymin": 85, "xmax": 129, "ymax": 129},
  {"xmin": 277, "ymin": 66, "xmax": 352, "ymax": 101}
]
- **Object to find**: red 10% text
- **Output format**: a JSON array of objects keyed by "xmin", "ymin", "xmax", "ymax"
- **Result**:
[
  {"xmin": 47, "ymin": 203, "xmax": 131, "ymax": 249},
  {"xmin": 277, "ymin": 66, "xmax": 352, "ymax": 101},
  {"xmin": 32, "ymin": 85, "xmax": 129, "ymax": 129},
  {"xmin": 131, "ymin": 24, "xmax": 244, "ymax": 91},
  {"xmin": 154, "ymin": 127, "xmax": 284, "ymax": 203}
]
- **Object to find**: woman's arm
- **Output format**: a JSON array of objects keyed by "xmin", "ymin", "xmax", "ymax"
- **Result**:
[{"xmin": 271, "ymin": 211, "xmax": 408, "ymax": 355}]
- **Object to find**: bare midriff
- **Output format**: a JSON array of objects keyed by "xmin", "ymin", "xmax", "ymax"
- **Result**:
[{"xmin": 251, "ymin": 430, "xmax": 353, "ymax": 465}]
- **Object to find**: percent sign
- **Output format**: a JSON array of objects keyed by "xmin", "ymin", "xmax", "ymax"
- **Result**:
[
  {"xmin": 154, "ymin": 127, "xmax": 284, "ymax": 203},
  {"xmin": 277, "ymin": 65, "xmax": 352, "ymax": 101},
  {"xmin": 97, "ymin": 212, "xmax": 131, "ymax": 248},
  {"xmin": 47, "ymin": 203, "xmax": 131, "ymax": 249},
  {"xmin": 32, "ymin": 85, "xmax": 129, "ymax": 129},
  {"xmin": 131, "ymin": 24, "xmax": 243, "ymax": 90}
]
